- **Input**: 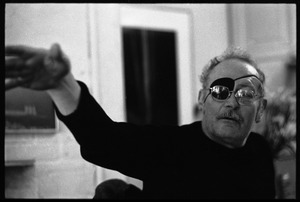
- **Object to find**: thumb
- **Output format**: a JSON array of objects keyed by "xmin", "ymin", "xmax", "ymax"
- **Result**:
[
  {"xmin": 49, "ymin": 43, "xmax": 64, "ymax": 61},
  {"xmin": 46, "ymin": 43, "xmax": 70, "ymax": 74}
]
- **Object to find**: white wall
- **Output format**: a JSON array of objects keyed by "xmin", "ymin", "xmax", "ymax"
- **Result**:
[{"xmin": 5, "ymin": 4, "xmax": 96, "ymax": 198}]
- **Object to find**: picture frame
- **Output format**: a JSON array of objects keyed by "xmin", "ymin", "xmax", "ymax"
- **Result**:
[{"xmin": 5, "ymin": 87, "xmax": 58, "ymax": 134}]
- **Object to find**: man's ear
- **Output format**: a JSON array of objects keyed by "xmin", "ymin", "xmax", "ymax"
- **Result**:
[
  {"xmin": 255, "ymin": 99, "xmax": 267, "ymax": 123},
  {"xmin": 198, "ymin": 89, "xmax": 205, "ymax": 108},
  {"xmin": 195, "ymin": 90, "xmax": 205, "ymax": 120}
]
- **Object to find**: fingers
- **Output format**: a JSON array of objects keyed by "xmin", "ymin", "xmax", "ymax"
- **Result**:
[
  {"xmin": 5, "ymin": 57, "xmax": 36, "ymax": 78},
  {"xmin": 6, "ymin": 45, "xmax": 48, "ymax": 62},
  {"xmin": 5, "ymin": 77, "xmax": 32, "ymax": 91},
  {"xmin": 5, "ymin": 45, "xmax": 35, "ymax": 57},
  {"xmin": 5, "ymin": 80, "xmax": 20, "ymax": 91},
  {"xmin": 6, "ymin": 46, "xmax": 46, "ymax": 78},
  {"xmin": 5, "ymin": 56, "xmax": 24, "ymax": 70},
  {"xmin": 6, "ymin": 69, "xmax": 34, "ymax": 78}
]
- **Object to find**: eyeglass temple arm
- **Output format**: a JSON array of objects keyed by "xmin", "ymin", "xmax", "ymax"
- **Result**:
[{"xmin": 202, "ymin": 88, "xmax": 212, "ymax": 103}]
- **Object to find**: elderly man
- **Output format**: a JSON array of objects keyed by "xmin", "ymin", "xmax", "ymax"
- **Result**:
[{"xmin": 5, "ymin": 44, "xmax": 275, "ymax": 199}]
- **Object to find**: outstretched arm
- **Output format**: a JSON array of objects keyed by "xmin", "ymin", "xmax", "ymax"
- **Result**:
[
  {"xmin": 5, "ymin": 43, "xmax": 179, "ymax": 180},
  {"xmin": 5, "ymin": 43, "xmax": 80, "ymax": 115}
]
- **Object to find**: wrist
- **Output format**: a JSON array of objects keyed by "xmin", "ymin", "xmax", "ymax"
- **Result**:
[
  {"xmin": 47, "ymin": 72, "xmax": 81, "ymax": 115},
  {"xmin": 47, "ymin": 72, "xmax": 78, "ymax": 92}
]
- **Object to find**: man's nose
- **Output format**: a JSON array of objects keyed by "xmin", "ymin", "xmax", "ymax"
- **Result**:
[{"xmin": 224, "ymin": 92, "xmax": 239, "ymax": 108}]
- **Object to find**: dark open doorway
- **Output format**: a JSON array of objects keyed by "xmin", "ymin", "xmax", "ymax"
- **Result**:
[{"xmin": 122, "ymin": 28, "xmax": 178, "ymax": 126}]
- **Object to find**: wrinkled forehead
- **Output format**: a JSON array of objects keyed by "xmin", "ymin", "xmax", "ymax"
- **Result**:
[
  {"xmin": 208, "ymin": 58, "xmax": 261, "ymax": 86},
  {"xmin": 210, "ymin": 75, "xmax": 262, "ymax": 91},
  {"xmin": 234, "ymin": 75, "xmax": 262, "ymax": 90}
]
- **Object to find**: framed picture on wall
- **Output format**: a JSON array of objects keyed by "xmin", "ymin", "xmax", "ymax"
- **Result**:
[{"xmin": 5, "ymin": 87, "xmax": 57, "ymax": 134}]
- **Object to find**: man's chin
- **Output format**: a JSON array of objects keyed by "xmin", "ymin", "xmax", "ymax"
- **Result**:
[{"xmin": 217, "ymin": 121, "xmax": 241, "ymax": 135}]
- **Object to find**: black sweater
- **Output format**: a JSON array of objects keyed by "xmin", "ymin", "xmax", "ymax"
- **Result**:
[{"xmin": 54, "ymin": 81, "xmax": 275, "ymax": 199}]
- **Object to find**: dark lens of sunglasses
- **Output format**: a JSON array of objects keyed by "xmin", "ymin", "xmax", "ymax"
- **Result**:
[
  {"xmin": 236, "ymin": 89, "xmax": 256, "ymax": 105},
  {"xmin": 236, "ymin": 89, "xmax": 255, "ymax": 99},
  {"xmin": 211, "ymin": 86, "xmax": 229, "ymax": 100}
]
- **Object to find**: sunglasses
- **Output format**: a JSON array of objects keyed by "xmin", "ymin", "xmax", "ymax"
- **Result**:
[
  {"xmin": 208, "ymin": 85, "xmax": 262, "ymax": 105},
  {"xmin": 204, "ymin": 75, "xmax": 263, "ymax": 105}
]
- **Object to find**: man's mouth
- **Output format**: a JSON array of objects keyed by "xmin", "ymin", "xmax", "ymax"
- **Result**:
[
  {"xmin": 220, "ymin": 117, "xmax": 239, "ymax": 123},
  {"xmin": 217, "ymin": 112, "xmax": 242, "ymax": 124}
]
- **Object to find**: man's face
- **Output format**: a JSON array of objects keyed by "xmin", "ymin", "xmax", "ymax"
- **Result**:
[{"xmin": 200, "ymin": 58, "xmax": 263, "ymax": 148}]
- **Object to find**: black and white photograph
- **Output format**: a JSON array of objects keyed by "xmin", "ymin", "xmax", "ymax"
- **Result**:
[{"xmin": 5, "ymin": 3, "xmax": 296, "ymax": 199}]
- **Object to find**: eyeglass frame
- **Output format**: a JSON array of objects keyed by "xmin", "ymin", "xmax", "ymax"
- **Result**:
[{"xmin": 203, "ymin": 74, "xmax": 264, "ymax": 105}]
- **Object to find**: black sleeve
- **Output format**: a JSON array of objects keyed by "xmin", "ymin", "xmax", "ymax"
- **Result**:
[{"xmin": 54, "ymin": 81, "xmax": 180, "ymax": 180}]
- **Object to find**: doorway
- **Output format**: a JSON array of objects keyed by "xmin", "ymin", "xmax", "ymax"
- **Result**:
[{"xmin": 122, "ymin": 28, "xmax": 178, "ymax": 126}]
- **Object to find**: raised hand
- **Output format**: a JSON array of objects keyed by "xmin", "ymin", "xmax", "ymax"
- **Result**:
[{"xmin": 5, "ymin": 43, "xmax": 70, "ymax": 91}]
